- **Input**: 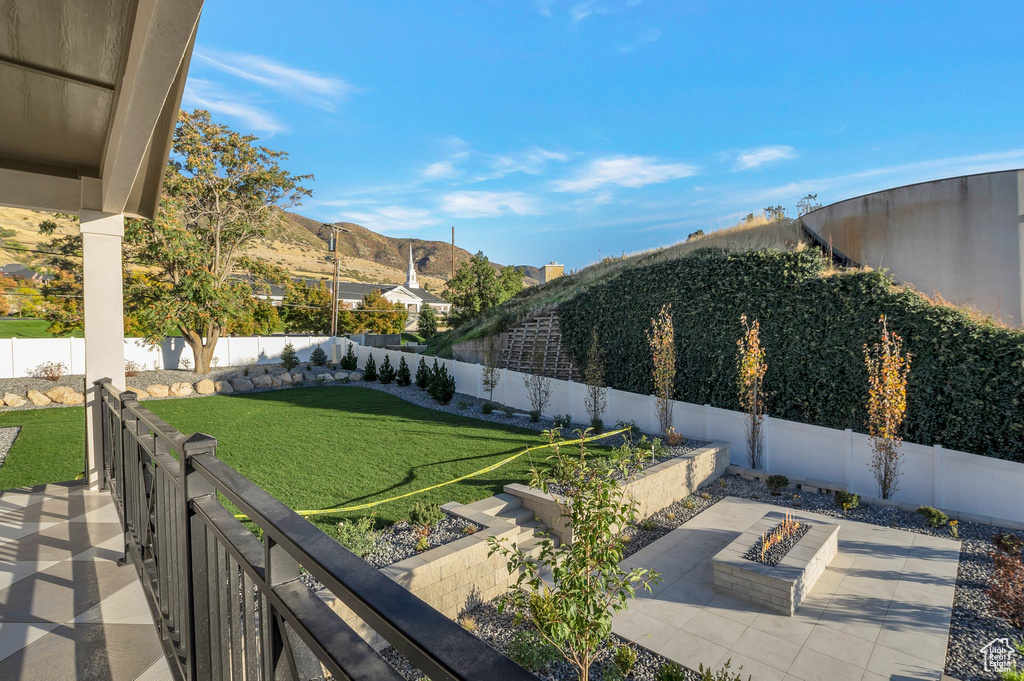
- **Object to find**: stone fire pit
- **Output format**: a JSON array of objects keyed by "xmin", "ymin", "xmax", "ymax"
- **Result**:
[{"xmin": 711, "ymin": 510, "xmax": 838, "ymax": 615}]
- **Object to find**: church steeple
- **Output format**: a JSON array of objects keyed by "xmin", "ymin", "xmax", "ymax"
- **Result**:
[{"xmin": 405, "ymin": 243, "xmax": 418, "ymax": 289}]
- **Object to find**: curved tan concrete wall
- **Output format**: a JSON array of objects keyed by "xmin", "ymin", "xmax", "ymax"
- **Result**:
[{"xmin": 801, "ymin": 169, "xmax": 1024, "ymax": 327}]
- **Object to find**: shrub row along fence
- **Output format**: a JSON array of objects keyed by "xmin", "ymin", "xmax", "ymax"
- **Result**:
[
  {"xmin": 343, "ymin": 339, "xmax": 1024, "ymax": 529},
  {"xmin": 0, "ymin": 335, "xmax": 335, "ymax": 378}
]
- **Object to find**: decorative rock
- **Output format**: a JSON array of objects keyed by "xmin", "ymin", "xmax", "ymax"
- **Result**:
[
  {"xmin": 194, "ymin": 379, "xmax": 216, "ymax": 395},
  {"xmin": 27, "ymin": 390, "xmax": 52, "ymax": 406},
  {"xmin": 45, "ymin": 385, "xmax": 74, "ymax": 404},
  {"xmin": 126, "ymin": 386, "xmax": 149, "ymax": 400},
  {"xmin": 290, "ymin": 372, "xmax": 304, "ymax": 384},
  {"xmin": 231, "ymin": 378, "xmax": 255, "ymax": 392},
  {"xmin": 3, "ymin": 393, "xmax": 26, "ymax": 408},
  {"xmin": 315, "ymin": 373, "xmax": 331, "ymax": 384},
  {"xmin": 349, "ymin": 372, "xmax": 363, "ymax": 381},
  {"xmin": 214, "ymin": 381, "xmax": 234, "ymax": 394},
  {"xmin": 251, "ymin": 374, "xmax": 273, "ymax": 388},
  {"xmin": 169, "ymin": 382, "xmax": 194, "ymax": 397},
  {"xmin": 271, "ymin": 375, "xmax": 282, "ymax": 387},
  {"xmin": 147, "ymin": 384, "xmax": 170, "ymax": 397},
  {"xmin": 278, "ymin": 372, "xmax": 292, "ymax": 385},
  {"xmin": 64, "ymin": 392, "xmax": 85, "ymax": 406},
  {"xmin": 334, "ymin": 372, "xmax": 349, "ymax": 381}
]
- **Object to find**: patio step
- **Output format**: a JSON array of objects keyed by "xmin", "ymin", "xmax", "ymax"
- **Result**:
[
  {"xmin": 460, "ymin": 493, "xmax": 522, "ymax": 517},
  {"xmin": 496, "ymin": 505, "xmax": 537, "ymax": 526}
]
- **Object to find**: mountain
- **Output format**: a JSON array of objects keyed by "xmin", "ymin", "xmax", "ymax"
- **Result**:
[{"xmin": 0, "ymin": 206, "xmax": 537, "ymax": 290}]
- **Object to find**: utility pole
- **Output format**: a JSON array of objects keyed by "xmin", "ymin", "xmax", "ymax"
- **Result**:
[
  {"xmin": 451, "ymin": 225, "xmax": 455, "ymax": 280},
  {"xmin": 325, "ymin": 222, "xmax": 350, "ymax": 336}
]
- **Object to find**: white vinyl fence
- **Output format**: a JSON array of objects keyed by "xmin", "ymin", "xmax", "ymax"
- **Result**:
[
  {"xmin": 344, "ymin": 339, "xmax": 1024, "ymax": 529},
  {"xmin": 0, "ymin": 335, "xmax": 339, "ymax": 378}
]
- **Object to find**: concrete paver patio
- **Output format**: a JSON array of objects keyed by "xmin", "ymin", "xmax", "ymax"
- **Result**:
[
  {"xmin": 0, "ymin": 482, "xmax": 169, "ymax": 681},
  {"xmin": 614, "ymin": 497, "xmax": 959, "ymax": 681}
]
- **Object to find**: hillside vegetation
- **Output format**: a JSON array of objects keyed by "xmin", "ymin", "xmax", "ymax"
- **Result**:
[{"xmin": 431, "ymin": 223, "xmax": 1023, "ymax": 461}]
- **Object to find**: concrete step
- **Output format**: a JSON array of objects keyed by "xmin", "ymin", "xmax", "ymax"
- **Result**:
[
  {"xmin": 496, "ymin": 505, "xmax": 537, "ymax": 526},
  {"xmin": 460, "ymin": 493, "xmax": 522, "ymax": 517}
]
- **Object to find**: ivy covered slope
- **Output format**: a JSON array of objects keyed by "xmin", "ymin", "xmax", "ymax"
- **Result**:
[{"xmin": 556, "ymin": 248, "xmax": 1024, "ymax": 461}]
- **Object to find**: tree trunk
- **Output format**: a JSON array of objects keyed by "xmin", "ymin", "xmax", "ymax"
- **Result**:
[{"xmin": 182, "ymin": 328, "xmax": 220, "ymax": 373}]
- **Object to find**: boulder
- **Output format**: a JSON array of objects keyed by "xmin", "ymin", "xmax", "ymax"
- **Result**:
[
  {"xmin": 214, "ymin": 381, "xmax": 234, "ymax": 394},
  {"xmin": 64, "ymin": 392, "xmax": 85, "ymax": 406},
  {"xmin": 231, "ymin": 378, "xmax": 255, "ymax": 392},
  {"xmin": 251, "ymin": 374, "xmax": 273, "ymax": 388},
  {"xmin": 334, "ymin": 372, "xmax": 349, "ymax": 381},
  {"xmin": 278, "ymin": 372, "xmax": 292, "ymax": 385},
  {"xmin": 27, "ymin": 389, "xmax": 51, "ymax": 407},
  {"xmin": 290, "ymin": 372, "xmax": 304, "ymax": 384},
  {"xmin": 45, "ymin": 385, "xmax": 74, "ymax": 404},
  {"xmin": 169, "ymin": 382, "xmax": 194, "ymax": 397},
  {"xmin": 126, "ymin": 386, "xmax": 149, "ymax": 400},
  {"xmin": 270, "ymin": 375, "xmax": 282, "ymax": 387},
  {"xmin": 349, "ymin": 372, "xmax": 364, "ymax": 381},
  {"xmin": 146, "ymin": 384, "xmax": 170, "ymax": 397},
  {"xmin": 193, "ymin": 379, "xmax": 216, "ymax": 395},
  {"xmin": 3, "ymin": 393, "xmax": 26, "ymax": 408}
]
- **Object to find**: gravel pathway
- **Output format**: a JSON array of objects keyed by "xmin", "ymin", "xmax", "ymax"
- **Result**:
[{"xmin": 0, "ymin": 426, "xmax": 20, "ymax": 468}]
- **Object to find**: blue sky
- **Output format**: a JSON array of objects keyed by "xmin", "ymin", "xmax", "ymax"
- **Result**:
[{"xmin": 185, "ymin": 1, "xmax": 1024, "ymax": 269}]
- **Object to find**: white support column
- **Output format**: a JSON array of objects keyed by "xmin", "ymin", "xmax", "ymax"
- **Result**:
[{"xmin": 81, "ymin": 211, "xmax": 126, "ymax": 489}]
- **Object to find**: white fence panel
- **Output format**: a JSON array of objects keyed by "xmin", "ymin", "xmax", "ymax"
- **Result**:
[
  {"xmin": 504, "ymin": 369, "xmax": 532, "ymax": 412},
  {"xmin": 671, "ymin": 400, "xmax": 704, "ymax": 440},
  {"xmin": 610, "ymin": 390, "xmax": 654, "ymax": 432},
  {"xmin": 941, "ymin": 449, "xmax": 1024, "ymax": 523},
  {"xmin": 453, "ymin": 361, "xmax": 480, "ymax": 398},
  {"xmin": 0, "ymin": 339, "xmax": 12, "ymax": 379},
  {"xmin": 766, "ymin": 418, "xmax": 848, "ymax": 484},
  {"xmin": 706, "ymin": 406, "xmax": 749, "ymax": 465},
  {"xmin": 546, "ymin": 378, "xmax": 572, "ymax": 419}
]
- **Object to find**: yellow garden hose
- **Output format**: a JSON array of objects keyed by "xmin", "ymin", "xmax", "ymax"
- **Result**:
[{"xmin": 233, "ymin": 428, "xmax": 628, "ymax": 520}]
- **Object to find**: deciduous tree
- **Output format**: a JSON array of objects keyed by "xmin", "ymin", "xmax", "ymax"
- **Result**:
[
  {"xmin": 865, "ymin": 315, "xmax": 911, "ymax": 499},
  {"xmin": 355, "ymin": 290, "xmax": 407, "ymax": 334},
  {"xmin": 443, "ymin": 252, "xmax": 523, "ymax": 326},
  {"xmin": 124, "ymin": 109, "xmax": 312, "ymax": 372}
]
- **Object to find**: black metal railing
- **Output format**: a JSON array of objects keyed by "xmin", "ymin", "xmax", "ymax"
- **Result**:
[{"xmin": 95, "ymin": 378, "xmax": 532, "ymax": 681}]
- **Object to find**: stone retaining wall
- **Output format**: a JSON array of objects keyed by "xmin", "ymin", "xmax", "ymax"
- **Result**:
[
  {"xmin": 317, "ymin": 508, "xmax": 527, "ymax": 650},
  {"xmin": 505, "ymin": 441, "xmax": 730, "ymax": 545}
]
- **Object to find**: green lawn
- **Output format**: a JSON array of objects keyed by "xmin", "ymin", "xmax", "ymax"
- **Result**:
[
  {"xmin": 0, "ymin": 387, "xmax": 584, "ymax": 534},
  {"xmin": 0, "ymin": 318, "xmax": 82, "ymax": 338}
]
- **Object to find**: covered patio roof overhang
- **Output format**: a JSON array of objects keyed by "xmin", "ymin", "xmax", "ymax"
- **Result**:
[{"xmin": 0, "ymin": 0, "xmax": 204, "ymax": 485}]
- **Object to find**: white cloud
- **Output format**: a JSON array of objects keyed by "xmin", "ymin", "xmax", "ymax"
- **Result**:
[
  {"xmin": 342, "ymin": 206, "xmax": 439, "ymax": 232},
  {"xmin": 182, "ymin": 79, "xmax": 286, "ymax": 134},
  {"xmin": 570, "ymin": 0, "xmax": 603, "ymax": 23},
  {"xmin": 441, "ymin": 191, "xmax": 541, "ymax": 218},
  {"xmin": 618, "ymin": 27, "xmax": 662, "ymax": 53},
  {"xmin": 536, "ymin": 0, "xmax": 556, "ymax": 17},
  {"xmin": 422, "ymin": 161, "xmax": 459, "ymax": 179},
  {"xmin": 485, "ymin": 147, "xmax": 570, "ymax": 179},
  {"xmin": 734, "ymin": 145, "xmax": 798, "ymax": 171},
  {"xmin": 194, "ymin": 48, "xmax": 355, "ymax": 111},
  {"xmin": 552, "ymin": 155, "xmax": 698, "ymax": 192}
]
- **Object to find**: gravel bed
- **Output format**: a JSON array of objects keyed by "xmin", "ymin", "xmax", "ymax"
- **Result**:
[
  {"xmin": 742, "ymin": 521, "xmax": 811, "ymax": 566},
  {"xmin": 364, "ymin": 514, "xmax": 483, "ymax": 569},
  {"xmin": 300, "ymin": 513, "xmax": 484, "ymax": 593},
  {"xmin": 0, "ymin": 426, "xmax": 20, "ymax": 468}
]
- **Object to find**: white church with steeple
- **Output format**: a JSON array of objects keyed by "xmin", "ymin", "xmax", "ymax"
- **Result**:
[{"xmin": 314, "ymin": 243, "xmax": 451, "ymax": 326}]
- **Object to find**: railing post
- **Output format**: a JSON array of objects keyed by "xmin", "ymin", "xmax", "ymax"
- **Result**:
[
  {"xmin": 116, "ymin": 390, "xmax": 137, "ymax": 562},
  {"xmin": 265, "ymin": 534, "xmax": 321, "ymax": 680},
  {"xmin": 181, "ymin": 434, "xmax": 217, "ymax": 681},
  {"xmin": 93, "ymin": 378, "xmax": 111, "ymax": 490}
]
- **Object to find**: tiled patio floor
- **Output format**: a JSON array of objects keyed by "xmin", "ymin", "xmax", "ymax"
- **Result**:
[
  {"xmin": 0, "ymin": 481, "xmax": 169, "ymax": 681},
  {"xmin": 614, "ymin": 497, "xmax": 959, "ymax": 681}
]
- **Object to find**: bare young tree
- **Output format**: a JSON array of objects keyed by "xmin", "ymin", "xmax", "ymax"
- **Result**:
[
  {"xmin": 481, "ymin": 335, "xmax": 502, "ymax": 404},
  {"xmin": 737, "ymin": 314, "xmax": 767, "ymax": 469},
  {"xmin": 646, "ymin": 304, "xmax": 675, "ymax": 435},
  {"xmin": 865, "ymin": 315, "xmax": 911, "ymax": 499},
  {"xmin": 583, "ymin": 330, "xmax": 607, "ymax": 431},
  {"xmin": 523, "ymin": 343, "xmax": 551, "ymax": 422}
]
